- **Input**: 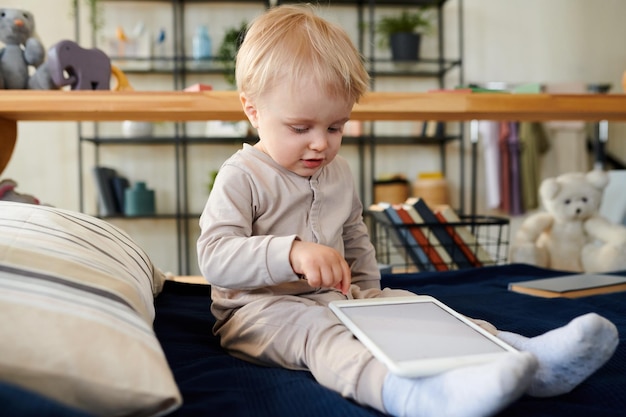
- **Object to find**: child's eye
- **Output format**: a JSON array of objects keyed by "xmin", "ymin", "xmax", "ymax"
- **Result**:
[
  {"xmin": 328, "ymin": 126, "xmax": 342, "ymax": 133},
  {"xmin": 291, "ymin": 126, "xmax": 308, "ymax": 134}
]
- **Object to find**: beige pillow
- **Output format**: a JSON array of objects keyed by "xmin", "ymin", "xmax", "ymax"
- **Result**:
[{"xmin": 0, "ymin": 202, "xmax": 181, "ymax": 416}]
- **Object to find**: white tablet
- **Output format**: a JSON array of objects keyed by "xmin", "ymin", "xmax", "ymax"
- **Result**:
[{"xmin": 329, "ymin": 295, "xmax": 519, "ymax": 378}]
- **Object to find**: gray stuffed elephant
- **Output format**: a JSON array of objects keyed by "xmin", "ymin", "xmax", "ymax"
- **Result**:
[{"xmin": 46, "ymin": 40, "xmax": 111, "ymax": 90}]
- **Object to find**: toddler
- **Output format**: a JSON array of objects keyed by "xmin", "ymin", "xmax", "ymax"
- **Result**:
[{"xmin": 197, "ymin": 5, "xmax": 618, "ymax": 417}]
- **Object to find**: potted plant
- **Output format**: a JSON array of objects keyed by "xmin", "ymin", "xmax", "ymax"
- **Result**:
[
  {"xmin": 70, "ymin": 0, "xmax": 104, "ymax": 35},
  {"xmin": 209, "ymin": 21, "xmax": 251, "ymax": 138},
  {"xmin": 217, "ymin": 21, "xmax": 248, "ymax": 88},
  {"xmin": 375, "ymin": 9, "xmax": 433, "ymax": 62}
]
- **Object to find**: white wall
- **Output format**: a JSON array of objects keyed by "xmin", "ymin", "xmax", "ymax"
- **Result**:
[
  {"xmin": 3, "ymin": 0, "xmax": 626, "ymax": 274},
  {"xmin": 465, "ymin": 0, "xmax": 626, "ymax": 84}
]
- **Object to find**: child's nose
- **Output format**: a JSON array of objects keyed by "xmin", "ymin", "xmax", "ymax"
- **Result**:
[{"xmin": 309, "ymin": 132, "xmax": 329, "ymax": 151}]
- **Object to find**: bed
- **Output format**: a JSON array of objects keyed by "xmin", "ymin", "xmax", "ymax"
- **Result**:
[
  {"xmin": 153, "ymin": 264, "xmax": 626, "ymax": 417},
  {"xmin": 3, "ymin": 200, "xmax": 624, "ymax": 417},
  {"xmin": 11, "ymin": 264, "xmax": 623, "ymax": 417}
]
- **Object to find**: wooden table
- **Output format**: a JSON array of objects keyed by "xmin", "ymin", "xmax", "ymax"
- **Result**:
[{"xmin": 2, "ymin": 90, "xmax": 626, "ymax": 176}]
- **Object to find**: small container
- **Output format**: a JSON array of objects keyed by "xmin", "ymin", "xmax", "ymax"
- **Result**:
[
  {"xmin": 124, "ymin": 182, "xmax": 155, "ymax": 216},
  {"xmin": 413, "ymin": 172, "xmax": 450, "ymax": 208},
  {"xmin": 374, "ymin": 177, "xmax": 409, "ymax": 204},
  {"xmin": 192, "ymin": 25, "xmax": 212, "ymax": 60}
]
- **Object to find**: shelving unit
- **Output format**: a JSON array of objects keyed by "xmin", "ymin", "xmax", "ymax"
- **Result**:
[
  {"xmin": 74, "ymin": 0, "xmax": 464, "ymax": 275},
  {"xmin": 75, "ymin": 0, "xmax": 269, "ymax": 275}
]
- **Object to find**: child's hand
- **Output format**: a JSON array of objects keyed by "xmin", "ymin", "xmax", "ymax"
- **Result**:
[{"xmin": 289, "ymin": 240, "xmax": 351, "ymax": 294}]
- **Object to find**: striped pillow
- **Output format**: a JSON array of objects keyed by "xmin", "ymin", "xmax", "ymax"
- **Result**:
[{"xmin": 0, "ymin": 202, "xmax": 181, "ymax": 416}]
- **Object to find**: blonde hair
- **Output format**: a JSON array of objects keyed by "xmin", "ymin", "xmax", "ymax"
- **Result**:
[{"xmin": 235, "ymin": 4, "xmax": 370, "ymax": 104}]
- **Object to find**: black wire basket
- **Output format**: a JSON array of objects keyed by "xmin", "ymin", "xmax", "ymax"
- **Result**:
[{"xmin": 369, "ymin": 213, "xmax": 510, "ymax": 273}]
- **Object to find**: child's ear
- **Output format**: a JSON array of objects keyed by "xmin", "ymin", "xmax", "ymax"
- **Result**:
[{"xmin": 240, "ymin": 92, "xmax": 259, "ymax": 128}]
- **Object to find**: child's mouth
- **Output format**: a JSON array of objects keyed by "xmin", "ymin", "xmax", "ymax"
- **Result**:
[{"xmin": 302, "ymin": 159, "xmax": 323, "ymax": 169}]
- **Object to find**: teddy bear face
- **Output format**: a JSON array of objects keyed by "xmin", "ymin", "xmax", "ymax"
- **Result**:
[
  {"xmin": 540, "ymin": 171, "xmax": 607, "ymax": 222},
  {"xmin": 545, "ymin": 188, "xmax": 602, "ymax": 222},
  {"xmin": 0, "ymin": 9, "xmax": 35, "ymax": 45}
]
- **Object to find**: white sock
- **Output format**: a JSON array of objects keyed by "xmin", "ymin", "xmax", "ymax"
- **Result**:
[
  {"xmin": 498, "ymin": 313, "xmax": 618, "ymax": 397},
  {"xmin": 382, "ymin": 351, "xmax": 538, "ymax": 417}
]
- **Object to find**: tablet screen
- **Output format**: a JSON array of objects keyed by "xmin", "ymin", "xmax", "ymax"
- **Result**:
[{"xmin": 337, "ymin": 300, "xmax": 508, "ymax": 362}]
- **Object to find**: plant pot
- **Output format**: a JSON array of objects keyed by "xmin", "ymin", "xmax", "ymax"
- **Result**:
[
  {"xmin": 390, "ymin": 32, "xmax": 421, "ymax": 62},
  {"xmin": 122, "ymin": 121, "xmax": 154, "ymax": 138}
]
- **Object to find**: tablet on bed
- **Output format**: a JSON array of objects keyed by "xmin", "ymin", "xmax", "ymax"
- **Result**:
[{"xmin": 329, "ymin": 296, "xmax": 519, "ymax": 378}]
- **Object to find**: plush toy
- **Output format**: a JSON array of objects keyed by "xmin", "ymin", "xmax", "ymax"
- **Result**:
[
  {"xmin": 46, "ymin": 40, "xmax": 111, "ymax": 90},
  {"xmin": 0, "ymin": 179, "xmax": 40, "ymax": 204},
  {"xmin": 510, "ymin": 170, "xmax": 626, "ymax": 273},
  {"xmin": 0, "ymin": 8, "xmax": 54, "ymax": 90}
]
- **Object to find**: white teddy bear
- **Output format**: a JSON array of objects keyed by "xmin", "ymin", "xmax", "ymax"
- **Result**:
[{"xmin": 510, "ymin": 170, "xmax": 626, "ymax": 273}]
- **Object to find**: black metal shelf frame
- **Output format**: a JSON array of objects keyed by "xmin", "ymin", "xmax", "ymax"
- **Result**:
[{"xmin": 76, "ymin": 0, "xmax": 465, "ymax": 275}]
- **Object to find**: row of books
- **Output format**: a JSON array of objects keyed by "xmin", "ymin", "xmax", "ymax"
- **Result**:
[{"xmin": 369, "ymin": 198, "xmax": 494, "ymax": 272}]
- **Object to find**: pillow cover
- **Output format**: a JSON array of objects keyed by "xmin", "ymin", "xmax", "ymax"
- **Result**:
[{"xmin": 0, "ymin": 202, "xmax": 182, "ymax": 416}]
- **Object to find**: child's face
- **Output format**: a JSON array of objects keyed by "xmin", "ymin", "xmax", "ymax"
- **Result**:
[{"xmin": 241, "ymin": 79, "xmax": 353, "ymax": 177}]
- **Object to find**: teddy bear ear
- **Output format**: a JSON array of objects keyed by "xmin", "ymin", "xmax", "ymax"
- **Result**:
[
  {"xmin": 585, "ymin": 169, "xmax": 609, "ymax": 190},
  {"xmin": 539, "ymin": 178, "xmax": 560, "ymax": 201}
]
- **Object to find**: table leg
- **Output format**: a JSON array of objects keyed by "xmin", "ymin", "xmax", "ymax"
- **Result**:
[{"xmin": 0, "ymin": 119, "xmax": 17, "ymax": 176}]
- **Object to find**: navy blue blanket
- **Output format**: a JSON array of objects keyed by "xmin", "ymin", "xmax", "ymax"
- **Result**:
[{"xmin": 155, "ymin": 264, "xmax": 626, "ymax": 417}]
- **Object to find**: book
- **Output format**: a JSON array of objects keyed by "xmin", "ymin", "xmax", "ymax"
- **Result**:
[
  {"xmin": 437, "ymin": 206, "xmax": 493, "ymax": 266},
  {"xmin": 427, "ymin": 88, "xmax": 474, "ymax": 94},
  {"xmin": 393, "ymin": 204, "xmax": 444, "ymax": 271},
  {"xmin": 433, "ymin": 211, "xmax": 481, "ymax": 268},
  {"xmin": 407, "ymin": 197, "xmax": 475, "ymax": 269},
  {"xmin": 369, "ymin": 204, "xmax": 413, "ymax": 270},
  {"xmin": 382, "ymin": 203, "xmax": 433, "ymax": 271},
  {"xmin": 369, "ymin": 203, "xmax": 428, "ymax": 271},
  {"xmin": 508, "ymin": 274, "xmax": 626, "ymax": 298},
  {"xmin": 110, "ymin": 175, "xmax": 130, "ymax": 214},
  {"xmin": 401, "ymin": 203, "xmax": 453, "ymax": 270},
  {"xmin": 92, "ymin": 166, "xmax": 120, "ymax": 217},
  {"xmin": 421, "ymin": 121, "xmax": 444, "ymax": 138}
]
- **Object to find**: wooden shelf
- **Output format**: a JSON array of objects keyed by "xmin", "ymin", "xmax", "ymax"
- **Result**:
[
  {"xmin": 1, "ymin": 90, "xmax": 626, "ymax": 122},
  {"xmin": 2, "ymin": 90, "xmax": 626, "ymax": 176}
]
